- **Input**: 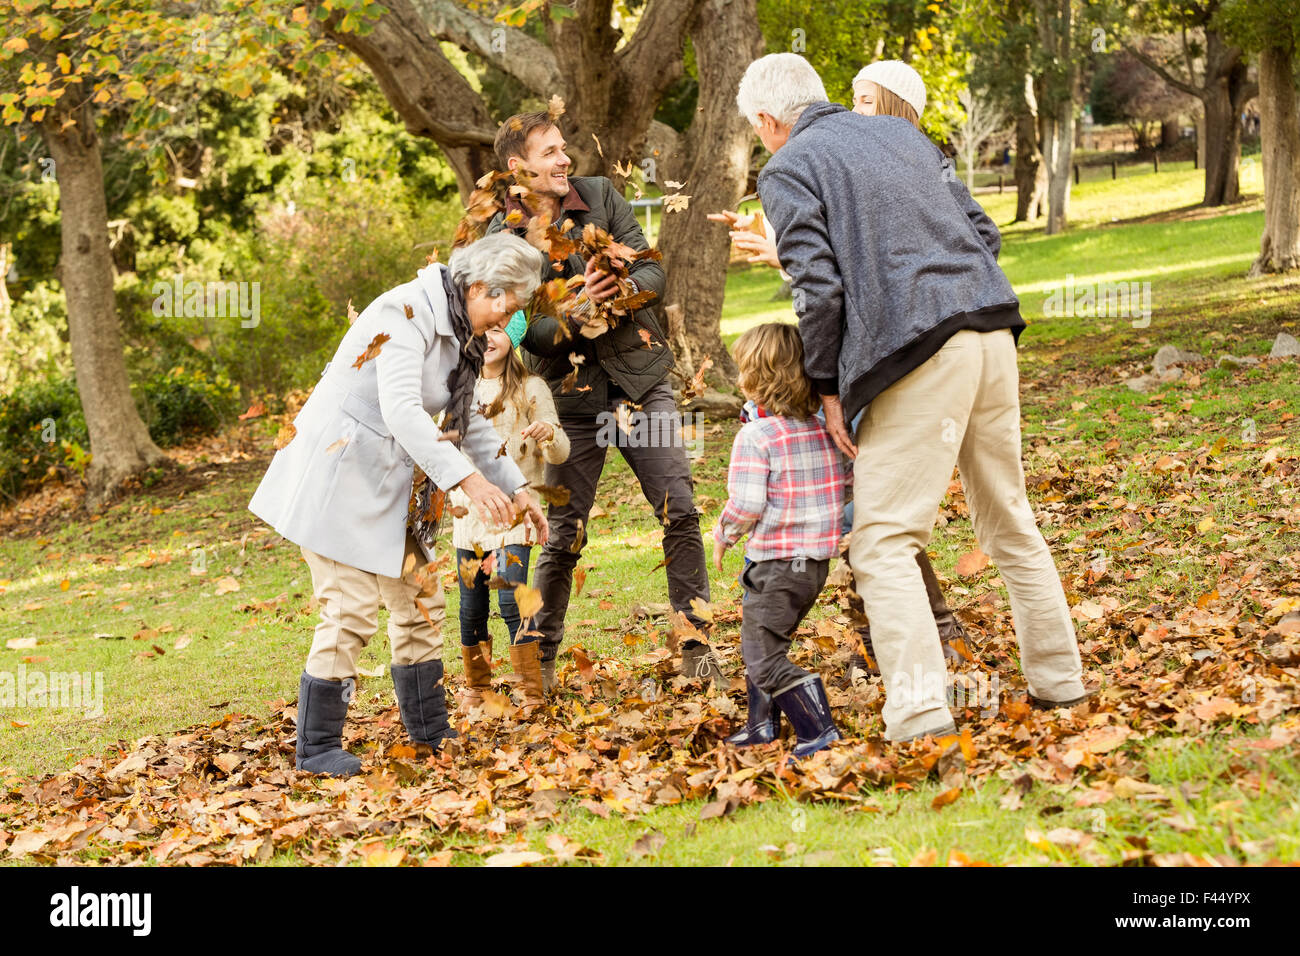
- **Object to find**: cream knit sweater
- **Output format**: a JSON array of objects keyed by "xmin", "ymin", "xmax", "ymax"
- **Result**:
[{"xmin": 450, "ymin": 374, "xmax": 570, "ymax": 551}]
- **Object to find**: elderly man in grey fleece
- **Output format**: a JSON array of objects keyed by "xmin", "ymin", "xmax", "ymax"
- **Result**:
[{"xmin": 736, "ymin": 53, "xmax": 1089, "ymax": 742}]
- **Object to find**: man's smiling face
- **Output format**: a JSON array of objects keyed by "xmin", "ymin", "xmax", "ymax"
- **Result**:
[{"xmin": 513, "ymin": 124, "xmax": 571, "ymax": 199}]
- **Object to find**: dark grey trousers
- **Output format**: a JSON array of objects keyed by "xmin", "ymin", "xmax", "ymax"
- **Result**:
[
  {"xmin": 531, "ymin": 380, "xmax": 711, "ymax": 663},
  {"xmin": 741, "ymin": 557, "xmax": 830, "ymax": 694}
]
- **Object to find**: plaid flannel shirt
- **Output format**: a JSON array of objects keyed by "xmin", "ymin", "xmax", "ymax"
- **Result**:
[{"xmin": 716, "ymin": 415, "xmax": 845, "ymax": 562}]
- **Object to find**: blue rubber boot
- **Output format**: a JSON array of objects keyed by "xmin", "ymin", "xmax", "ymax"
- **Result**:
[
  {"xmin": 726, "ymin": 674, "xmax": 781, "ymax": 746},
  {"xmin": 773, "ymin": 674, "xmax": 841, "ymax": 758}
]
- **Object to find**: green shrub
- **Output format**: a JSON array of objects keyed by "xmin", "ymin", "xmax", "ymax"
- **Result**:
[
  {"xmin": 136, "ymin": 364, "xmax": 240, "ymax": 448},
  {"xmin": 0, "ymin": 376, "xmax": 89, "ymax": 499}
]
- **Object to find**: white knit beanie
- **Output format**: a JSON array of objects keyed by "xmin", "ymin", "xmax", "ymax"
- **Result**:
[{"xmin": 852, "ymin": 60, "xmax": 926, "ymax": 118}]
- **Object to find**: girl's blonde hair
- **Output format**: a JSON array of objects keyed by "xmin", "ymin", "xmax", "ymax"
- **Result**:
[
  {"xmin": 733, "ymin": 322, "xmax": 820, "ymax": 418},
  {"xmin": 482, "ymin": 335, "xmax": 534, "ymax": 421},
  {"xmin": 858, "ymin": 80, "xmax": 920, "ymax": 129}
]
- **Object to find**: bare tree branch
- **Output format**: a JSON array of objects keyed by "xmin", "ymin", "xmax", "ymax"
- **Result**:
[
  {"xmin": 1126, "ymin": 44, "xmax": 1207, "ymax": 101},
  {"xmin": 410, "ymin": 0, "xmax": 563, "ymax": 96}
]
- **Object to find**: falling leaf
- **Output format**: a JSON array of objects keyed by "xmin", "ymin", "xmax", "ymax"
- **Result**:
[
  {"xmin": 664, "ymin": 180, "xmax": 686, "ymax": 189},
  {"xmin": 613, "ymin": 160, "xmax": 635, "ymax": 178},
  {"xmin": 533, "ymin": 484, "xmax": 572, "ymax": 507},
  {"xmin": 689, "ymin": 597, "xmax": 713, "ymax": 623},
  {"xmin": 325, "ymin": 437, "xmax": 349, "ymax": 455},
  {"xmin": 273, "ymin": 424, "xmax": 297, "ymax": 450},
  {"xmin": 591, "ymin": 132, "xmax": 603, "ymax": 158},
  {"xmin": 403, "ymin": 304, "xmax": 415, "ymax": 320},
  {"xmin": 663, "ymin": 193, "xmax": 691, "ymax": 214},
  {"xmin": 459, "ymin": 558, "xmax": 482, "ymax": 589},
  {"xmin": 352, "ymin": 332, "xmax": 391, "ymax": 369},
  {"xmin": 574, "ymin": 566, "xmax": 588, "ymax": 597},
  {"xmin": 347, "ymin": 299, "xmax": 359, "ymax": 325},
  {"xmin": 570, "ymin": 519, "xmax": 584, "ymax": 553},
  {"xmin": 514, "ymin": 584, "xmax": 544, "ymax": 619},
  {"xmin": 547, "ymin": 94, "xmax": 565, "ymax": 121},
  {"xmin": 238, "ymin": 401, "xmax": 265, "ymax": 421}
]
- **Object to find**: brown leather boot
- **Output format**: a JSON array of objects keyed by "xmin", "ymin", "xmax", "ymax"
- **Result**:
[
  {"xmin": 917, "ymin": 551, "xmax": 975, "ymax": 661},
  {"xmin": 509, "ymin": 640, "xmax": 545, "ymax": 711},
  {"xmin": 460, "ymin": 641, "xmax": 492, "ymax": 707}
]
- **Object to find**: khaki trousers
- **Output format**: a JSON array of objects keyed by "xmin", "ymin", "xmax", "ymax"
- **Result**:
[
  {"xmin": 301, "ymin": 534, "xmax": 446, "ymax": 682},
  {"xmin": 849, "ymin": 329, "xmax": 1084, "ymax": 740}
]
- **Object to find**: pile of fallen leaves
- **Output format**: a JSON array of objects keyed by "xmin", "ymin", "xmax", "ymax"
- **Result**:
[{"xmin": 3, "ymin": 547, "xmax": 1298, "ymax": 865}]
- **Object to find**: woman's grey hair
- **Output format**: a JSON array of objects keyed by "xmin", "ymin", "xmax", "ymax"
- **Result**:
[
  {"xmin": 447, "ymin": 232, "xmax": 544, "ymax": 303},
  {"xmin": 736, "ymin": 53, "xmax": 828, "ymax": 128}
]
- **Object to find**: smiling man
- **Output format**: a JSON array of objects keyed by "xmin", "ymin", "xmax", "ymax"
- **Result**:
[{"xmin": 485, "ymin": 111, "xmax": 723, "ymax": 692}]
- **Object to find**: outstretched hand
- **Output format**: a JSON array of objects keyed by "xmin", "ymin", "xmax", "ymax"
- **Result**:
[
  {"xmin": 515, "ymin": 490, "xmax": 549, "ymax": 547},
  {"xmin": 457, "ymin": 472, "xmax": 515, "ymax": 529},
  {"xmin": 708, "ymin": 210, "xmax": 780, "ymax": 269}
]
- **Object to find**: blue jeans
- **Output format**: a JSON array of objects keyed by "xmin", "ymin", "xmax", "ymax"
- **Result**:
[{"xmin": 457, "ymin": 545, "xmax": 533, "ymax": 647}]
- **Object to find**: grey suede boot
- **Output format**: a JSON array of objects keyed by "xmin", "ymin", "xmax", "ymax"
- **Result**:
[
  {"xmin": 295, "ymin": 672, "xmax": 361, "ymax": 777},
  {"xmin": 390, "ymin": 659, "xmax": 458, "ymax": 749}
]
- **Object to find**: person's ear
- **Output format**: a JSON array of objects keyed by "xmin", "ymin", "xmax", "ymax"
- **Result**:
[{"xmin": 467, "ymin": 280, "xmax": 485, "ymax": 301}]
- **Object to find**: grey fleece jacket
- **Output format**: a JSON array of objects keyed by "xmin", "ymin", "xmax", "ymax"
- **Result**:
[{"xmin": 757, "ymin": 102, "xmax": 1023, "ymax": 423}]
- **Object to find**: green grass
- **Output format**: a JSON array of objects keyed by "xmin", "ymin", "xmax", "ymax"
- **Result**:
[{"xmin": 2, "ymin": 156, "xmax": 1299, "ymax": 865}]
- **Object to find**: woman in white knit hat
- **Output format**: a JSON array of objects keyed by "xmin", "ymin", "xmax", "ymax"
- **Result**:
[{"xmin": 850, "ymin": 59, "xmax": 926, "ymax": 127}]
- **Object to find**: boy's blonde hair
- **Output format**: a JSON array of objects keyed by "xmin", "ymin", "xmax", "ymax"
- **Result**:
[{"xmin": 733, "ymin": 322, "xmax": 820, "ymax": 419}]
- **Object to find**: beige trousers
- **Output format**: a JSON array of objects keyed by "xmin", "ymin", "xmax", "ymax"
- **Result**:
[
  {"xmin": 301, "ymin": 534, "xmax": 446, "ymax": 681},
  {"xmin": 849, "ymin": 329, "xmax": 1085, "ymax": 740}
]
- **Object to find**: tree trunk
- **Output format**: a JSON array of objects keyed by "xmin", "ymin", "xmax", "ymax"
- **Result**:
[
  {"xmin": 1160, "ymin": 116, "xmax": 1181, "ymax": 148},
  {"xmin": 1041, "ymin": 109, "xmax": 1073, "ymax": 235},
  {"xmin": 1014, "ymin": 103, "xmax": 1046, "ymax": 222},
  {"xmin": 1250, "ymin": 44, "xmax": 1300, "ymax": 276},
  {"xmin": 655, "ymin": 0, "xmax": 762, "ymax": 384},
  {"xmin": 1198, "ymin": 31, "xmax": 1254, "ymax": 207},
  {"xmin": 43, "ymin": 103, "xmax": 167, "ymax": 505},
  {"xmin": 1035, "ymin": 0, "xmax": 1074, "ymax": 236},
  {"xmin": 1202, "ymin": 78, "xmax": 1244, "ymax": 206}
]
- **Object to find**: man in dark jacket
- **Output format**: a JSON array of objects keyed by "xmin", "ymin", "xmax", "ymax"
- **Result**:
[
  {"xmin": 486, "ymin": 112, "xmax": 722, "ymax": 690},
  {"xmin": 738, "ymin": 53, "xmax": 1088, "ymax": 741}
]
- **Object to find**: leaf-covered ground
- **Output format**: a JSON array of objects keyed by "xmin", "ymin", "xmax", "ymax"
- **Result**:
[{"xmin": 2, "ymin": 168, "xmax": 1299, "ymax": 866}]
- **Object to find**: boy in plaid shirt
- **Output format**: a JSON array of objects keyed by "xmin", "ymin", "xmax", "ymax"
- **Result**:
[{"xmin": 714, "ymin": 323, "xmax": 844, "ymax": 757}]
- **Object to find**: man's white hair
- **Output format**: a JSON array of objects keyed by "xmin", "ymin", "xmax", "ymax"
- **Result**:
[
  {"xmin": 447, "ymin": 232, "xmax": 544, "ymax": 302},
  {"xmin": 736, "ymin": 53, "xmax": 828, "ymax": 127}
]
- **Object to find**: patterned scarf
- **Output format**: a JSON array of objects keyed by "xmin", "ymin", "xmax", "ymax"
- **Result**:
[{"xmin": 408, "ymin": 267, "xmax": 487, "ymax": 557}]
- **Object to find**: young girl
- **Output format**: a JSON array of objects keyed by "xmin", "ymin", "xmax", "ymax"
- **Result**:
[
  {"xmin": 451, "ymin": 312, "xmax": 569, "ymax": 711},
  {"xmin": 713, "ymin": 323, "xmax": 844, "ymax": 757}
]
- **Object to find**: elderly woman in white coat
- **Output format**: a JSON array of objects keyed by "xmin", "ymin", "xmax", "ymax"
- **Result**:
[{"xmin": 250, "ymin": 232, "xmax": 549, "ymax": 776}]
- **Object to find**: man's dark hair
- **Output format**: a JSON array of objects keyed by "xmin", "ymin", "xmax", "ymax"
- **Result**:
[{"xmin": 494, "ymin": 111, "xmax": 557, "ymax": 172}]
